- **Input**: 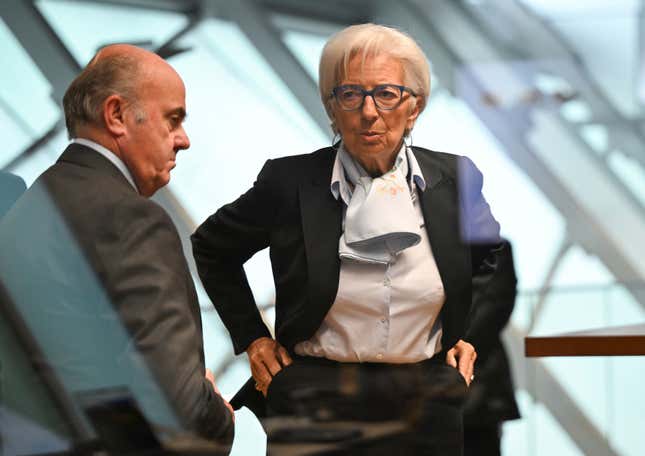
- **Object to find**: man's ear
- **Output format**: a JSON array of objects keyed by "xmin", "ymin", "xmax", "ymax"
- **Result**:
[{"xmin": 103, "ymin": 94, "xmax": 127, "ymax": 136}]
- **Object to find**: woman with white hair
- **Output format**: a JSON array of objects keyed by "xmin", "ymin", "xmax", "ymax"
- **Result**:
[{"xmin": 193, "ymin": 23, "xmax": 502, "ymax": 454}]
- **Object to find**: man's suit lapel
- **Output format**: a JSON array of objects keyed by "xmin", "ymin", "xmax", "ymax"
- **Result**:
[
  {"xmin": 58, "ymin": 143, "xmax": 138, "ymax": 194},
  {"xmin": 299, "ymin": 150, "xmax": 342, "ymax": 325}
]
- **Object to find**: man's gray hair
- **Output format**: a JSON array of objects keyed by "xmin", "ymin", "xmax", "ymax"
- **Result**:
[
  {"xmin": 319, "ymin": 23, "xmax": 431, "ymax": 128},
  {"xmin": 63, "ymin": 53, "xmax": 144, "ymax": 138}
]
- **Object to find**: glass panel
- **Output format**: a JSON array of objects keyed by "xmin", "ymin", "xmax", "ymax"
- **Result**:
[
  {"xmin": 0, "ymin": 187, "xmax": 184, "ymax": 449},
  {"xmin": 0, "ymin": 18, "xmax": 59, "ymax": 169},
  {"xmin": 8, "ymin": 128, "xmax": 69, "ymax": 185},
  {"xmin": 520, "ymin": 0, "xmax": 639, "ymax": 17},
  {"xmin": 548, "ymin": 245, "xmax": 614, "ymax": 288},
  {"xmin": 0, "ymin": 313, "xmax": 75, "ymax": 455},
  {"xmin": 553, "ymin": 16, "xmax": 637, "ymax": 118},
  {"xmin": 36, "ymin": 0, "xmax": 189, "ymax": 65},
  {"xmin": 282, "ymin": 29, "xmax": 327, "ymax": 82},
  {"xmin": 4, "ymin": 2, "xmax": 644, "ymax": 455},
  {"xmin": 609, "ymin": 356, "xmax": 645, "ymax": 455},
  {"xmin": 520, "ymin": 0, "xmax": 639, "ymax": 117},
  {"xmin": 579, "ymin": 124, "xmax": 609, "ymax": 156},
  {"xmin": 167, "ymin": 18, "xmax": 328, "ymax": 224},
  {"xmin": 165, "ymin": 19, "xmax": 329, "ymax": 455},
  {"xmin": 415, "ymin": 89, "xmax": 567, "ymax": 291},
  {"xmin": 0, "ymin": 106, "xmax": 31, "ymax": 169},
  {"xmin": 531, "ymin": 400, "xmax": 586, "ymax": 456},
  {"xmin": 608, "ymin": 150, "xmax": 645, "ymax": 207},
  {"xmin": 522, "ymin": 282, "xmax": 645, "ymax": 456}
]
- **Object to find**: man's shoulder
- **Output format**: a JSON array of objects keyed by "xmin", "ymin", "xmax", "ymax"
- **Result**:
[
  {"xmin": 22, "ymin": 158, "xmax": 173, "ymax": 243},
  {"xmin": 118, "ymin": 192, "xmax": 175, "ymax": 228}
]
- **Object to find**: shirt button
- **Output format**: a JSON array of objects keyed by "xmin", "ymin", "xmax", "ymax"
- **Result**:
[
  {"xmin": 381, "ymin": 318, "xmax": 387, "ymax": 323},
  {"xmin": 376, "ymin": 353, "xmax": 383, "ymax": 360},
  {"xmin": 384, "ymin": 278, "xmax": 391, "ymax": 286}
]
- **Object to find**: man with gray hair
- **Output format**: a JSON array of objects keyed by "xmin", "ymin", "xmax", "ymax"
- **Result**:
[{"xmin": 0, "ymin": 45, "xmax": 234, "ymax": 449}]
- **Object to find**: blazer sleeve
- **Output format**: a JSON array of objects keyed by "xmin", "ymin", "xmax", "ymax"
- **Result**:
[
  {"xmin": 104, "ymin": 197, "xmax": 234, "ymax": 444},
  {"xmin": 455, "ymin": 155, "xmax": 510, "ymax": 356},
  {"xmin": 464, "ymin": 241, "xmax": 517, "ymax": 359},
  {"xmin": 457, "ymin": 156, "xmax": 500, "ymax": 246},
  {"xmin": 191, "ymin": 160, "xmax": 276, "ymax": 355}
]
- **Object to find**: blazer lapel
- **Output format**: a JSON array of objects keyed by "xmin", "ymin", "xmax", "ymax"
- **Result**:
[
  {"xmin": 417, "ymin": 159, "xmax": 460, "ymax": 299},
  {"xmin": 299, "ymin": 151, "xmax": 343, "ymax": 325},
  {"xmin": 414, "ymin": 149, "xmax": 469, "ymax": 344}
]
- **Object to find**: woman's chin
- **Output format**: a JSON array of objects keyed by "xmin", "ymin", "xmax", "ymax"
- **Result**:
[
  {"xmin": 356, "ymin": 144, "xmax": 393, "ymax": 158},
  {"xmin": 347, "ymin": 138, "xmax": 381, "ymax": 151}
]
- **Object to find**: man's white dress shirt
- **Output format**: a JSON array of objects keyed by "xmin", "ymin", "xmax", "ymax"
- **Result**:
[{"xmin": 72, "ymin": 138, "xmax": 138, "ymax": 193}]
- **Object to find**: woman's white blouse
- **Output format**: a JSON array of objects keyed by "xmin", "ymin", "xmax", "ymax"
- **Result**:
[{"xmin": 294, "ymin": 151, "xmax": 445, "ymax": 363}]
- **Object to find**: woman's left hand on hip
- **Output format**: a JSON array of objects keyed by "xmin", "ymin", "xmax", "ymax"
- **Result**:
[{"xmin": 446, "ymin": 339, "xmax": 477, "ymax": 386}]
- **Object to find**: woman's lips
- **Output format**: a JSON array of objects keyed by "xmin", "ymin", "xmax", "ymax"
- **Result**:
[{"xmin": 360, "ymin": 131, "xmax": 383, "ymax": 141}]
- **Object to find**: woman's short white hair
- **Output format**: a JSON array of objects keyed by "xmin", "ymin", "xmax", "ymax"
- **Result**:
[{"xmin": 319, "ymin": 23, "xmax": 431, "ymax": 125}]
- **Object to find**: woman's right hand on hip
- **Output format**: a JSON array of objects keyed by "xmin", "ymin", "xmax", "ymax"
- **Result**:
[{"xmin": 246, "ymin": 337, "xmax": 293, "ymax": 397}]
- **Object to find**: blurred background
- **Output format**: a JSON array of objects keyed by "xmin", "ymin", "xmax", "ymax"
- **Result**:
[{"xmin": 1, "ymin": 0, "xmax": 644, "ymax": 454}]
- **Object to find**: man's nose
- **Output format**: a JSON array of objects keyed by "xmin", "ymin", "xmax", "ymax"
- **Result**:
[{"xmin": 175, "ymin": 127, "xmax": 190, "ymax": 150}]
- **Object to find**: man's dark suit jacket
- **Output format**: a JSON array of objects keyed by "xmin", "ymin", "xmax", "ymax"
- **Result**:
[
  {"xmin": 192, "ymin": 146, "xmax": 501, "ymax": 415},
  {"xmin": 0, "ymin": 143, "xmax": 233, "ymax": 444}
]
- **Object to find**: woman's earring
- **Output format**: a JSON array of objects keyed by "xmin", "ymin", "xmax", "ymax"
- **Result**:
[
  {"xmin": 332, "ymin": 131, "xmax": 341, "ymax": 148},
  {"xmin": 404, "ymin": 131, "xmax": 413, "ymax": 148}
]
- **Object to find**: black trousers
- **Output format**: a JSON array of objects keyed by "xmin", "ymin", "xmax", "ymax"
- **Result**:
[
  {"xmin": 464, "ymin": 423, "xmax": 501, "ymax": 456},
  {"xmin": 265, "ymin": 355, "xmax": 468, "ymax": 455}
]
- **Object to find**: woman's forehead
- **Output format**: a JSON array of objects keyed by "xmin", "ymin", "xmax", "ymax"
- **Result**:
[{"xmin": 337, "ymin": 53, "xmax": 405, "ymax": 83}]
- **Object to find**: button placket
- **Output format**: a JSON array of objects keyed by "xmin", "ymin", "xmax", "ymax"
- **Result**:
[{"xmin": 378, "ymin": 263, "xmax": 391, "ymax": 359}]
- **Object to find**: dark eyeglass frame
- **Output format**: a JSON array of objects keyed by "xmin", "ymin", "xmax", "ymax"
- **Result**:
[{"xmin": 330, "ymin": 84, "xmax": 418, "ymax": 111}]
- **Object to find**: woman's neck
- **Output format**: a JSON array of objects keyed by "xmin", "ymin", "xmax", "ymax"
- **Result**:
[{"xmin": 348, "ymin": 141, "xmax": 404, "ymax": 177}]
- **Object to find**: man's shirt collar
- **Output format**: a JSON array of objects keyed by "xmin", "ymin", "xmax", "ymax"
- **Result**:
[{"xmin": 72, "ymin": 138, "xmax": 138, "ymax": 193}]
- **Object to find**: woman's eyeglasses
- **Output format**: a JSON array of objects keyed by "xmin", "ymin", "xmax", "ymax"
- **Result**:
[{"xmin": 330, "ymin": 84, "xmax": 417, "ymax": 111}]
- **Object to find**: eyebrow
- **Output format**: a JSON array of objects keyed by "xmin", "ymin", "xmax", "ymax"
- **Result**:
[{"xmin": 168, "ymin": 107, "xmax": 187, "ymax": 120}]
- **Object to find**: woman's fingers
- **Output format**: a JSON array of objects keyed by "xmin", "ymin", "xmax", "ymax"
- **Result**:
[
  {"xmin": 246, "ymin": 336, "xmax": 291, "ymax": 396},
  {"xmin": 445, "ymin": 347, "xmax": 458, "ymax": 368},
  {"xmin": 446, "ymin": 339, "xmax": 477, "ymax": 386},
  {"xmin": 277, "ymin": 344, "xmax": 293, "ymax": 367}
]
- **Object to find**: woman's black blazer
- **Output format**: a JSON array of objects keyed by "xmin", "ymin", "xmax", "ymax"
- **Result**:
[{"xmin": 192, "ymin": 146, "xmax": 502, "ymax": 413}]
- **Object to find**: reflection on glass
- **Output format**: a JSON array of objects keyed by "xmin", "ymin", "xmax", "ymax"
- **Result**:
[
  {"xmin": 1, "ymin": 300, "xmax": 75, "ymax": 455},
  {"xmin": 0, "ymin": 1, "xmax": 643, "ymax": 454},
  {"xmin": 0, "ymin": 185, "xmax": 185, "ymax": 453}
]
